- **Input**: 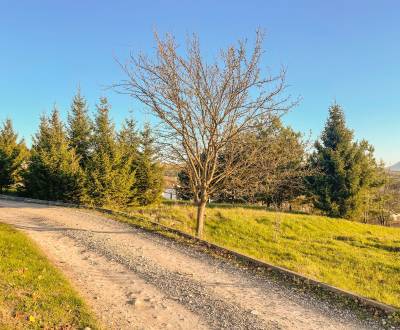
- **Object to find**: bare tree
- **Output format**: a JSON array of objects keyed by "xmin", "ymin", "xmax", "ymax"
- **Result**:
[
  {"xmin": 369, "ymin": 170, "xmax": 400, "ymax": 226},
  {"xmin": 116, "ymin": 31, "xmax": 296, "ymax": 237}
]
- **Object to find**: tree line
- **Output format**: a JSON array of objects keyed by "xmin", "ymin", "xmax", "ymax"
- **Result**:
[
  {"xmin": 1, "ymin": 31, "xmax": 397, "ymax": 238},
  {"xmin": 175, "ymin": 103, "xmax": 397, "ymax": 225},
  {"xmin": 117, "ymin": 31, "xmax": 397, "ymax": 236},
  {"xmin": 1, "ymin": 98, "xmax": 394, "ymax": 227},
  {"xmin": 0, "ymin": 90, "xmax": 163, "ymax": 207}
]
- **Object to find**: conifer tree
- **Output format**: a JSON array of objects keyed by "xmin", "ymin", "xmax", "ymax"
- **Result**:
[
  {"xmin": 67, "ymin": 89, "xmax": 92, "ymax": 167},
  {"xmin": 86, "ymin": 98, "xmax": 134, "ymax": 206},
  {"xmin": 0, "ymin": 119, "xmax": 29, "ymax": 192},
  {"xmin": 133, "ymin": 123, "xmax": 164, "ymax": 205},
  {"xmin": 118, "ymin": 117, "xmax": 140, "ymax": 202},
  {"xmin": 24, "ymin": 108, "xmax": 85, "ymax": 202},
  {"xmin": 176, "ymin": 169, "xmax": 193, "ymax": 200},
  {"xmin": 118, "ymin": 117, "xmax": 140, "ymax": 164},
  {"xmin": 307, "ymin": 104, "xmax": 382, "ymax": 218}
]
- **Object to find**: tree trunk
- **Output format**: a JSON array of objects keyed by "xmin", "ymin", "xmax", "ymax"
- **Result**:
[{"xmin": 196, "ymin": 199, "xmax": 207, "ymax": 238}]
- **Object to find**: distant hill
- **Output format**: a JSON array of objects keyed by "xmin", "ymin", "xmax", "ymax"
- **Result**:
[{"xmin": 388, "ymin": 162, "xmax": 400, "ymax": 172}]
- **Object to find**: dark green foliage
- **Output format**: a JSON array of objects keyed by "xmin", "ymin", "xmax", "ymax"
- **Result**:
[
  {"xmin": 67, "ymin": 89, "xmax": 92, "ymax": 168},
  {"xmin": 118, "ymin": 117, "xmax": 140, "ymax": 203},
  {"xmin": 118, "ymin": 117, "xmax": 140, "ymax": 172},
  {"xmin": 85, "ymin": 98, "xmax": 135, "ymax": 207},
  {"xmin": 211, "ymin": 117, "xmax": 308, "ymax": 206},
  {"xmin": 132, "ymin": 124, "xmax": 164, "ymax": 205},
  {"xmin": 23, "ymin": 109, "xmax": 85, "ymax": 202},
  {"xmin": 177, "ymin": 169, "xmax": 193, "ymax": 200},
  {"xmin": 0, "ymin": 119, "xmax": 29, "ymax": 192},
  {"xmin": 18, "ymin": 94, "xmax": 164, "ymax": 208},
  {"xmin": 252, "ymin": 117, "xmax": 308, "ymax": 206},
  {"xmin": 307, "ymin": 104, "xmax": 383, "ymax": 219},
  {"xmin": 119, "ymin": 117, "xmax": 140, "ymax": 155}
]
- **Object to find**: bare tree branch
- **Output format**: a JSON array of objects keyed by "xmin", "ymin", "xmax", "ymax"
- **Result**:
[{"xmin": 115, "ymin": 30, "xmax": 298, "ymax": 237}]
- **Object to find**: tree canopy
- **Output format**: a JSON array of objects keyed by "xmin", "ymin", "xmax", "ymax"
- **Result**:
[
  {"xmin": 118, "ymin": 31, "xmax": 296, "ymax": 237},
  {"xmin": 85, "ymin": 98, "xmax": 136, "ymax": 207},
  {"xmin": 23, "ymin": 109, "xmax": 85, "ymax": 202},
  {"xmin": 67, "ymin": 88, "xmax": 92, "ymax": 168},
  {"xmin": 307, "ymin": 104, "xmax": 383, "ymax": 219},
  {"xmin": 0, "ymin": 119, "xmax": 28, "ymax": 192}
]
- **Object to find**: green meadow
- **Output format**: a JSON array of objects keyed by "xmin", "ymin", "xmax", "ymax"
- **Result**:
[{"xmin": 129, "ymin": 203, "xmax": 400, "ymax": 308}]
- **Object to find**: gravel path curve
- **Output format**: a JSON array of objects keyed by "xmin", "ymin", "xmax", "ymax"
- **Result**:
[{"xmin": 0, "ymin": 199, "xmax": 385, "ymax": 329}]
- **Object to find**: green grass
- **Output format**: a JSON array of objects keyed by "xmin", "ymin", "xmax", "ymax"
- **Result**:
[
  {"xmin": 0, "ymin": 223, "xmax": 98, "ymax": 330},
  {"xmin": 128, "ymin": 203, "xmax": 400, "ymax": 308}
]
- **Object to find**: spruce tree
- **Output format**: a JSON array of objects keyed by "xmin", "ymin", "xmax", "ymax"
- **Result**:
[
  {"xmin": 118, "ymin": 117, "xmax": 140, "ymax": 164},
  {"xmin": 118, "ymin": 117, "xmax": 140, "ymax": 202},
  {"xmin": 24, "ymin": 109, "xmax": 85, "ymax": 202},
  {"xmin": 177, "ymin": 169, "xmax": 193, "ymax": 200},
  {"xmin": 307, "ymin": 104, "xmax": 382, "ymax": 218},
  {"xmin": 0, "ymin": 119, "xmax": 29, "ymax": 192},
  {"xmin": 67, "ymin": 89, "xmax": 92, "ymax": 167},
  {"xmin": 133, "ymin": 123, "xmax": 164, "ymax": 205},
  {"xmin": 86, "ymin": 98, "xmax": 134, "ymax": 207}
]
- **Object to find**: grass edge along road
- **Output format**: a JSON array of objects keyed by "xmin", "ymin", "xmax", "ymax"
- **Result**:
[
  {"xmin": 123, "ymin": 203, "xmax": 400, "ymax": 311},
  {"xmin": 0, "ymin": 222, "xmax": 98, "ymax": 330}
]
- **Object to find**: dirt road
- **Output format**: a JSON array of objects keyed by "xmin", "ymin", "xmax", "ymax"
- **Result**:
[{"xmin": 0, "ymin": 199, "xmax": 382, "ymax": 329}]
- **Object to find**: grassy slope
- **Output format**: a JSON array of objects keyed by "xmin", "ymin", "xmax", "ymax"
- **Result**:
[
  {"xmin": 130, "ymin": 203, "xmax": 400, "ymax": 308},
  {"xmin": 0, "ymin": 223, "xmax": 98, "ymax": 330}
]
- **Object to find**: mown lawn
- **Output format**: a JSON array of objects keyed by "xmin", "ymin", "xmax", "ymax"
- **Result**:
[
  {"xmin": 129, "ymin": 203, "xmax": 400, "ymax": 308},
  {"xmin": 0, "ymin": 223, "xmax": 98, "ymax": 329}
]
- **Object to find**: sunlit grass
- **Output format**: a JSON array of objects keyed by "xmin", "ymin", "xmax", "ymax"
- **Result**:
[
  {"xmin": 129, "ymin": 203, "xmax": 400, "ymax": 308},
  {"xmin": 0, "ymin": 223, "xmax": 98, "ymax": 329}
]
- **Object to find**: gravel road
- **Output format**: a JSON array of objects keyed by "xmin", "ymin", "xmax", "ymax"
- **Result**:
[{"xmin": 0, "ymin": 199, "xmax": 385, "ymax": 329}]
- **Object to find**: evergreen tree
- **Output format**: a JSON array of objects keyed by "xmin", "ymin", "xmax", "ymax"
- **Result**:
[
  {"xmin": 118, "ymin": 117, "xmax": 140, "ymax": 164},
  {"xmin": 86, "ymin": 98, "xmax": 135, "ymax": 207},
  {"xmin": 24, "ymin": 109, "xmax": 85, "ymax": 202},
  {"xmin": 133, "ymin": 123, "xmax": 164, "ymax": 205},
  {"xmin": 0, "ymin": 119, "xmax": 29, "ymax": 192},
  {"xmin": 177, "ymin": 169, "xmax": 193, "ymax": 200},
  {"xmin": 307, "ymin": 104, "xmax": 382, "ymax": 218},
  {"xmin": 118, "ymin": 117, "xmax": 140, "ymax": 202},
  {"xmin": 67, "ymin": 89, "xmax": 92, "ymax": 167}
]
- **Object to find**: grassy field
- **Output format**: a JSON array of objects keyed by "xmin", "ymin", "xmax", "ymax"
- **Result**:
[
  {"xmin": 0, "ymin": 223, "xmax": 98, "ymax": 329},
  {"xmin": 128, "ymin": 203, "xmax": 400, "ymax": 308}
]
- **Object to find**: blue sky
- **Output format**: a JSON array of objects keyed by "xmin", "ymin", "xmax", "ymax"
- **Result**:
[{"xmin": 1, "ymin": 0, "xmax": 399, "ymax": 165}]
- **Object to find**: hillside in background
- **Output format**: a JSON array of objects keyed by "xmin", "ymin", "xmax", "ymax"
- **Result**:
[{"xmin": 388, "ymin": 161, "xmax": 400, "ymax": 172}]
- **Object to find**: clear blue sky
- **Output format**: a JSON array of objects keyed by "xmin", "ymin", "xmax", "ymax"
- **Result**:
[{"xmin": 1, "ymin": 0, "xmax": 399, "ymax": 165}]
